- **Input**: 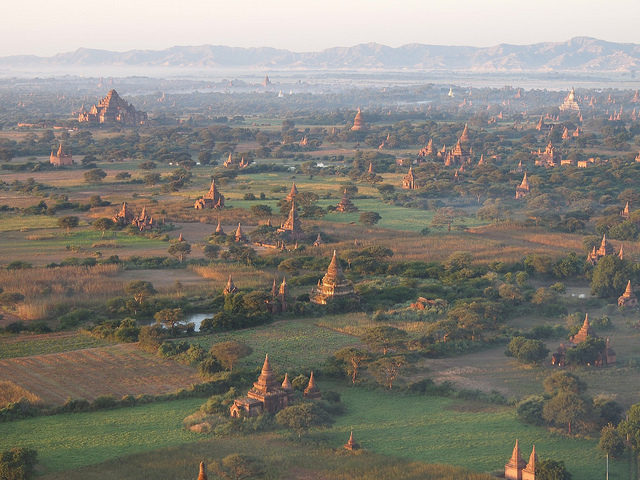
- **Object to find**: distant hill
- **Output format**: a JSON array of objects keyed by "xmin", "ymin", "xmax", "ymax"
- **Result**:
[{"xmin": 1, "ymin": 37, "xmax": 639, "ymax": 72}]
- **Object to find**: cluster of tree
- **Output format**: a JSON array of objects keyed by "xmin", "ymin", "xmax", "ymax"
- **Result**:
[{"xmin": 0, "ymin": 447, "xmax": 37, "ymax": 480}]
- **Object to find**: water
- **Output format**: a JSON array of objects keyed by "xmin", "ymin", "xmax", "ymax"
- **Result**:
[{"xmin": 184, "ymin": 313, "xmax": 212, "ymax": 332}]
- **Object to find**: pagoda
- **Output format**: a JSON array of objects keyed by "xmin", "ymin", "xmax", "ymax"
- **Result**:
[
  {"xmin": 618, "ymin": 280, "xmax": 638, "ymax": 308},
  {"xmin": 285, "ymin": 182, "xmax": 298, "ymax": 202},
  {"xmin": 197, "ymin": 461, "xmax": 208, "ymax": 480},
  {"xmin": 515, "ymin": 173, "xmax": 530, "ymax": 199},
  {"xmin": 234, "ymin": 223, "xmax": 247, "ymax": 243},
  {"xmin": 229, "ymin": 355, "xmax": 292, "ymax": 417},
  {"xmin": 310, "ymin": 250, "xmax": 356, "ymax": 304},
  {"xmin": 223, "ymin": 275, "xmax": 238, "ymax": 295},
  {"xmin": 132, "ymin": 206, "xmax": 154, "ymax": 231},
  {"xmin": 521, "ymin": 445, "xmax": 537, "ymax": 480},
  {"xmin": 214, "ymin": 218, "xmax": 225, "ymax": 236},
  {"xmin": 303, "ymin": 371, "xmax": 321, "ymax": 399},
  {"xmin": 559, "ymin": 87, "xmax": 580, "ymax": 113},
  {"xmin": 112, "ymin": 202, "xmax": 135, "ymax": 225},
  {"xmin": 194, "ymin": 179, "xmax": 225, "ymax": 209},
  {"xmin": 49, "ymin": 143, "xmax": 73, "ymax": 167},
  {"xmin": 587, "ymin": 234, "xmax": 615, "ymax": 264},
  {"xmin": 621, "ymin": 201, "xmax": 630, "ymax": 219},
  {"xmin": 313, "ymin": 233, "xmax": 323, "ymax": 247},
  {"xmin": 351, "ymin": 108, "xmax": 366, "ymax": 131},
  {"xmin": 534, "ymin": 141, "xmax": 559, "ymax": 167},
  {"xmin": 278, "ymin": 200, "xmax": 304, "ymax": 238},
  {"xmin": 504, "ymin": 440, "xmax": 527, "ymax": 480},
  {"xmin": 78, "ymin": 89, "xmax": 147, "ymax": 125},
  {"xmin": 344, "ymin": 431, "xmax": 361, "ymax": 451},
  {"xmin": 336, "ymin": 189, "xmax": 358, "ymax": 212},
  {"xmin": 402, "ymin": 167, "xmax": 418, "ymax": 190},
  {"xmin": 570, "ymin": 314, "xmax": 595, "ymax": 344}
]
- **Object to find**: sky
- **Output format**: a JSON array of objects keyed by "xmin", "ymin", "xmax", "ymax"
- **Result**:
[{"xmin": 2, "ymin": 0, "xmax": 639, "ymax": 56}]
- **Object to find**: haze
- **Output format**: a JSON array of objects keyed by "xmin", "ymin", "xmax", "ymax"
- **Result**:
[{"xmin": 2, "ymin": 0, "xmax": 639, "ymax": 57}]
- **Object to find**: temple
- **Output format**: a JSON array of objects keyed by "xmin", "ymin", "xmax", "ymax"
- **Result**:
[
  {"xmin": 113, "ymin": 202, "xmax": 135, "ymax": 225},
  {"xmin": 344, "ymin": 431, "xmax": 361, "ymax": 451},
  {"xmin": 515, "ymin": 173, "xmax": 530, "ymax": 199},
  {"xmin": 303, "ymin": 371, "xmax": 321, "ymax": 399},
  {"xmin": 310, "ymin": 250, "xmax": 357, "ymax": 304},
  {"xmin": 234, "ymin": 223, "xmax": 247, "ymax": 242},
  {"xmin": 587, "ymin": 234, "xmax": 615, "ymax": 264},
  {"xmin": 131, "ymin": 206, "xmax": 155, "ymax": 231},
  {"xmin": 557, "ymin": 313, "xmax": 617, "ymax": 366},
  {"xmin": 335, "ymin": 189, "xmax": 358, "ymax": 212},
  {"xmin": 278, "ymin": 200, "xmax": 304, "ymax": 238},
  {"xmin": 570, "ymin": 313, "xmax": 595, "ymax": 344},
  {"xmin": 194, "ymin": 179, "xmax": 225, "ymax": 209},
  {"xmin": 621, "ymin": 201, "xmax": 630, "ymax": 219},
  {"xmin": 402, "ymin": 167, "xmax": 418, "ymax": 190},
  {"xmin": 49, "ymin": 143, "xmax": 73, "ymax": 167},
  {"xmin": 223, "ymin": 154, "xmax": 249, "ymax": 169},
  {"xmin": 229, "ymin": 355, "xmax": 293, "ymax": 418},
  {"xmin": 534, "ymin": 141, "xmax": 559, "ymax": 167},
  {"xmin": 504, "ymin": 440, "xmax": 530, "ymax": 480},
  {"xmin": 223, "ymin": 275, "xmax": 238, "ymax": 295},
  {"xmin": 197, "ymin": 461, "xmax": 208, "ymax": 480},
  {"xmin": 559, "ymin": 87, "xmax": 580, "ymax": 113},
  {"xmin": 78, "ymin": 89, "xmax": 147, "ymax": 125},
  {"xmin": 268, "ymin": 277, "xmax": 288, "ymax": 313},
  {"xmin": 351, "ymin": 108, "xmax": 366, "ymax": 131},
  {"xmin": 618, "ymin": 280, "xmax": 638, "ymax": 308},
  {"xmin": 285, "ymin": 183, "xmax": 298, "ymax": 202}
]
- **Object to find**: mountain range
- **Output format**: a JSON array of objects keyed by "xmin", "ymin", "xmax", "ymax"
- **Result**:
[{"xmin": 1, "ymin": 37, "xmax": 639, "ymax": 72}]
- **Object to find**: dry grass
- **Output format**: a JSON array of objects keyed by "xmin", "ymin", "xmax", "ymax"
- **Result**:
[
  {"xmin": 0, "ymin": 343, "xmax": 201, "ymax": 405},
  {"xmin": 189, "ymin": 263, "xmax": 272, "ymax": 289},
  {"xmin": 0, "ymin": 380, "xmax": 41, "ymax": 407},
  {"xmin": 0, "ymin": 265, "xmax": 124, "ymax": 320}
]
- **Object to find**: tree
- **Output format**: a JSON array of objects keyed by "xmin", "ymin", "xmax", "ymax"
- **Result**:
[
  {"xmin": 250, "ymin": 204, "xmax": 272, "ymax": 217},
  {"xmin": 125, "ymin": 280, "xmax": 156, "ymax": 305},
  {"xmin": 275, "ymin": 402, "xmax": 332, "ymax": 437},
  {"xmin": 506, "ymin": 336, "xmax": 549, "ymax": 364},
  {"xmin": 599, "ymin": 424, "xmax": 625, "ymax": 458},
  {"xmin": 209, "ymin": 341, "xmax": 252, "ymax": 371},
  {"xmin": 199, "ymin": 354, "xmax": 224, "ymax": 377},
  {"xmin": 83, "ymin": 168, "xmax": 107, "ymax": 183},
  {"xmin": 92, "ymin": 218, "xmax": 114, "ymax": 238},
  {"xmin": 543, "ymin": 372, "xmax": 586, "ymax": 396},
  {"xmin": 590, "ymin": 255, "xmax": 634, "ymax": 298},
  {"xmin": 359, "ymin": 211, "xmax": 381, "ymax": 226},
  {"xmin": 619, "ymin": 403, "xmax": 640, "ymax": 451},
  {"xmin": 153, "ymin": 308, "xmax": 184, "ymax": 331},
  {"xmin": 0, "ymin": 292, "xmax": 25, "ymax": 306},
  {"xmin": 139, "ymin": 161, "xmax": 156, "ymax": 170},
  {"xmin": 543, "ymin": 391, "xmax": 588, "ymax": 434},
  {"xmin": 333, "ymin": 347, "xmax": 370, "ymax": 384},
  {"xmin": 168, "ymin": 241, "xmax": 191, "ymax": 263},
  {"xmin": 370, "ymin": 356, "xmax": 406, "ymax": 389},
  {"xmin": 213, "ymin": 454, "xmax": 263, "ymax": 480},
  {"xmin": 361, "ymin": 326, "xmax": 408, "ymax": 355},
  {"xmin": 0, "ymin": 447, "xmax": 37, "ymax": 480},
  {"xmin": 203, "ymin": 244, "xmax": 220, "ymax": 260},
  {"xmin": 516, "ymin": 395, "xmax": 545, "ymax": 425},
  {"xmin": 143, "ymin": 173, "xmax": 161, "ymax": 185},
  {"xmin": 57, "ymin": 216, "xmax": 79, "ymax": 233},
  {"xmin": 535, "ymin": 459, "xmax": 572, "ymax": 480}
]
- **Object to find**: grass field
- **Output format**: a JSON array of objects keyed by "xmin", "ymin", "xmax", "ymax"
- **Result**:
[
  {"xmin": 191, "ymin": 317, "xmax": 361, "ymax": 371},
  {"xmin": 1, "ymin": 381, "xmax": 628, "ymax": 479},
  {"xmin": 0, "ymin": 331, "xmax": 109, "ymax": 360},
  {"xmin": 0, "ymin": 343, "xmax": 201, "ymax": 405},
  {"xmin": 0, "ymin": 398, "xmax": 203, "ymax": 473}
]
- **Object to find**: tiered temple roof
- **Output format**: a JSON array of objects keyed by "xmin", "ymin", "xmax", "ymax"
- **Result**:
[
  {"xmin": 351, "ymin": 108, "xmax": 366, "ymax": 131},
  {"xmin": 515, "ymin": 173, "xmax": 530, "ymax": 199},
  {"xmin": 278, "ymin": 200, "xmax": 304, "ymax": 238},
  {"xmin": 559, "ymin": 87, "xmax": 581, "ymax": 113},
  {"xmin": 402, "ymin": 167, "xmax": 418, "ymax": 190},
  {"xmin": 570, "ymin": 314, "xmax": 595, "ymax": 344},
  {"xmin": 587, "ymin": 234, "xmax": 615, "ymax": 264},
  {"xmin": 194, "ymin": 179, "xmax": 225, "ymax": 209},
  {"xmin": 303, "ymin": 371, "xmax": 321, "ymax": 399},
  {"xmin": 285, "ymin": 182, "xmax": 298, "ymax": 202},
  {"xmin": 310, "ymin": 250, "xmax": 356, "ymax": 304},
  {"xmin": 50, "ymin": 143, "xmax": 73, "ymax": 166},
  {"xmin": 234, "ymin": 223, "xmax": 247, "ymax": 242},
  {"xmin": 504, "ymin": 439, "xmax": 527, "ymax": 480},
  {"xmin": 336, "ymin": 190, "xmax": 358, "ymax": 212},
  {"xmin": 78, "ymin": 89, "xmax": 147, "ymax": 125},
  {"xmin": 344, "ymin": 431, "xmax": 361, "ymax": 451},
  {"xmin": 618, "ymin": 280, "xmax": 638, "ymax": 307}
]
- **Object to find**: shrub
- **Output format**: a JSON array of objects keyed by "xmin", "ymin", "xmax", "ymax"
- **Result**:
[{"xmin": 0, "ymin": 447, "xmax": 37, "ymax": 480}]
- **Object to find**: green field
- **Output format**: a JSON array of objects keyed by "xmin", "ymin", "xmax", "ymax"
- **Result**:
[
  {"xmin": 0, "ymin": 332, "xmax": 109, "ymax": 360},
  {"xmin": 0, "ymin": 215, "xmax": 59, "ymax": 232},
  {"xmin": 0, "ymin": 382, "xmax": 627, "ymax": 479},
  {"xmin": 0, "ymin": 398, "xmax": 203, "ymax": 473},
  {"xmin": 191, "ymin": 317, "xmax": 361, "ymax": 371}
]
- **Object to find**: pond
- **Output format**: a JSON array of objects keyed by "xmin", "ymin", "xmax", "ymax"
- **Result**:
[{"xmin": 184, "ymin": 313, "xmax": 212, "ymax": 332}]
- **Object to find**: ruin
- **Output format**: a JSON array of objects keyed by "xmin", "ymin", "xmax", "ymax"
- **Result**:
[
  {"xmin": 402, "ymin": 167, "xmax": 418, "ymax": 190},
  {"xmin": 49, "ymin": 143, "xmax": 73, "ymax": 167},
  {"xmin": 534, "ymin": 141, "xmax": 559, "ymax": 167},
  {"xmin": 618, "ymin": 280, "xmax": 638, "ymax": 308},
  {"xmin": 351, "ymin": 108, "xmax": 366, "ymax": 131},
  {"xmin": 344, "ymin": 431, "xmax": 361, "ymax": 451},
  {"xmin": 229, "ymin": 355, "xmax": 293, "ymax": 418},
  {"xmin": 587, "ymin": 234, "xmax": 615, "ymax": 264},
  {"xmin": 515, "ymin": 173, "xmax": 530, "ymax": 199},
  {"xmin": 78, "ymin": 89, "xmax": 147, "ymax": 125},
  {"xmin": 335, "ymin": 190, "xmax": 358, "ymax": 212},
  {"xmin": 112, "ymin": 202, "xmax": 135, "ymax": 225},
  {"xmin": 194, "ymin": 179, "xmax": 225, "ymax": 209},
  {"xmin": 310, "ymin": 250, "xmax": 356, "ymax": 305}
]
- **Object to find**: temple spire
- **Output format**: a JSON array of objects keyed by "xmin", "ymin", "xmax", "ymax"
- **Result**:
[{"xmin": 197, "ymin": 461, "xmax": 208, "ymax": 480}]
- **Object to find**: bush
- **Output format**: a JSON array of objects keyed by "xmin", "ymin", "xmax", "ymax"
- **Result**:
[
  {"xmin": 516, "ymin": 395, "xmax": 545, "ymax": 425},
  {"xmin": 506, "ymin": 336, "xmax": 549, "ymax": 364},
  {"xmin": 0, "ymin": 447, "xmax": 37, "ymax": 480}
]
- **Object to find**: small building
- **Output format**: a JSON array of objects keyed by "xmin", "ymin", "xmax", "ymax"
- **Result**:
[
  {"xmin": 618, "ymin": 280, "xmax": 638, "ymax": 307},
  {"xmin": 351, "ymin": 108, "xmax": 366, "ymax": 131},
  {"xmin": 229, "ymin": 355, "xmax": 293, "ymax": 418},
  {"xmin": 344, "ymin": 431, "xmax": 360, "ymax": 451},
  {"xmin": 505, "ymin": 440, "xmax": 537, "ymax": 480},
  {"xmin": 515, "ymin": 173, "xmax": 530, "ymax": 199},
  {"xmin": 278, "ymin": 200, "xmax": 304, "ymax": 239},
  {"xmin": 50, "ymin": 143, "xmax": 73, "ymax": 166},
  {"xmin": 335, "ymin": 190, "xmax": 358, "ymax": 212},
  {"xmin": 194, "ymin": 179, "xmax": 225, "ymax": 209},
  {"xmin": 303, "ymin": 371, "xmax": 321, "ymax": 399},
  {"xmin": 310, "ymin": 250, "xmax": 357, "ymax": 305},
  {"xmin": 234, "ymin": 223, "xmax": 247, "ymax": 242},
  {"xmin": 402, "ymin": 167, "xmax": 418, "ymax": 190},
  {"xmin": 587, "ymin": 234, "xmax": 615, "ymax": 265}
]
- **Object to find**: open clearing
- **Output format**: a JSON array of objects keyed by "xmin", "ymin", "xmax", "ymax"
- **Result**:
[
  {"xmin": 0, "ymin": 343, "xmax": 201, "ymax": 404},
  {"xmin": 0, "ymin": 331, "xmax": 109, "ymax": 359}
]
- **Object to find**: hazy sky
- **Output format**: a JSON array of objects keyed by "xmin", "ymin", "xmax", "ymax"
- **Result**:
[{"xmin": 2, "ymin": 0, "xmax": 639, "ymax": 56}]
